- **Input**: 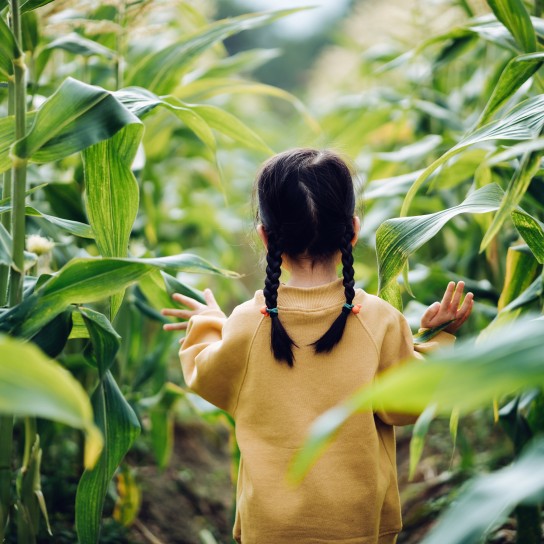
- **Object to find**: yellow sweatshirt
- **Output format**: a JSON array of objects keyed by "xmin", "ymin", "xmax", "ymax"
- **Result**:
[{"xmin": 179, "ymin": 278, "xmax": 454, "ymax": 544}]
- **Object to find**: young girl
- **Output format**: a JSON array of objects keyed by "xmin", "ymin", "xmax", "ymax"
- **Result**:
[{"xmin": 161, "ymin": 148, "xmax": 473, "ymax": 544}]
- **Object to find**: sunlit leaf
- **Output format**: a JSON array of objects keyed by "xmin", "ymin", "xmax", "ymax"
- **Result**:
[
  {"xmin": 0, "ymin": 334, "xmax": 102, "ymax": 468},
  {"xmin": 83, "ymin": 122, "xmax": 143, "ymax": 317},
  {"xmin": 401, "ymin": 95, "xmax": 544, "ymax": 216},
  {"xmin": 126, "ymin": 8, "xmax": 308, "ymax": 94},
  {"xmin": 511, "ymin": 209, "xmax": 544, "ymax": 263},
  {"xmin": 478, "ymin": 53, "xmax": 544, "ymax": 126},
  {"xmin": 377, "ymin": 184, "xmax": 503, "ymax": 301},
  {"xmin": 480, "ymin": 150, "xmax": 542, "ymax": 251},
  {"xmin": 44, "ymin": 33, "xmax": 115, "ymax": 58},
  {"xmin": 487, "ymin": 0, "xmax": 536, "ymax": 52}
]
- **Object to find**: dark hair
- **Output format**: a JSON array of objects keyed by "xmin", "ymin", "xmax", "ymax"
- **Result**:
[{"xmin": 254, "ymin": 148, "xmax": 357, "ymax": 366}]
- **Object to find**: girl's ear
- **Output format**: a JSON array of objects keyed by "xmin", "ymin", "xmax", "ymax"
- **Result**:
[
  {"xmin": 257, "ymin": 224, "xmax": 268, "ymax": 250},
  {"xmin": 351, "ymin": 216, "xmax": 361, "ymax": 246}
]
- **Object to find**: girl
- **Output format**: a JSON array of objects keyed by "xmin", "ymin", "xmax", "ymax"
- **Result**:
[{"xmin": 161, "ymin": 148, "xmax": 473, "ymax": 544}]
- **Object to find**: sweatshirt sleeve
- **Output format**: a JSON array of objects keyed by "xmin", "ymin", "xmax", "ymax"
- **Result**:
[
  {"xmin": 375, "ymin": 312, "xmax": 455, "ymax": 426},
  {"xmin": 178, "ymin": 305, "xmax": 258, "ymax": 415}
]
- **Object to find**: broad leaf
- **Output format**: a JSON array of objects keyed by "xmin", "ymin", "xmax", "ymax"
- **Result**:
[
  {"xmin": 0, "ymin": 254, "xmax": 238, "ymax": 338},
  {"xmin": 9, "ymin": 77, "xmax": 140, "ymax": 168},
  {"xmin": 288, "ymin": 317, "xmax": 544, "ymax": 483},
  {"xmin": 401, "ymin": 95, "xmax": 544, "ymax": 216},
  {"xmin": 126, "ymin": 8, "xmax": 307, "ymax": 94},
  {"xmin": 75, "ymin": 371, "xmax": 140, "ymax": 544},
  {"xmin": 480, "ymin": 150, "xmax": 542, "ymax": 251},
  {"xmin": 0, "ymin": 334, "xmax": 102, "ymax": 468},
  {"xmin": 512, "ymin": 209, "xmax": 544, "ymax": 263},
  {"xmin": 0, "ymin": 14, "xmax": 19, "ymax": 77},
  {"xmin": 478, "ymin": 52, "xmax": 544, "ymax": 126},
  {"xmin": 377, "ymin": 184, "xmax": 503, "ymax": 302},
  {"xmin": 44, "ymin": 33, "xmax": 115, "ymax": 58},
  {"xmin": 83, "ymin": 122, "xmax": 143, "ymax": 317},
  {"xmin": 79, "ymin": 307, "xmax": 121, "ymax": 377},
  {"xmin": 421, "ymin": 438, "xmax": 544, "ymax": 544},
  {"xmin": 487, "ymin": 0, "xmax": 536, "ymax": 52}
]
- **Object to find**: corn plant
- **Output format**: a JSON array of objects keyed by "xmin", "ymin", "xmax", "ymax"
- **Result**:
[
  {"xmin": 0, "ymin": 1, "xmax": 314, "ymax": 541},
  {"xmin": 292, "ymin": 0, "xmax": 544, "ymax": 542}
]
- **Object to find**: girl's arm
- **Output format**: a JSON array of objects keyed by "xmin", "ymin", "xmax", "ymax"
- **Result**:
[{"xmin": 161, "ymin": 290, "xmax": 255, "ymax": 415}]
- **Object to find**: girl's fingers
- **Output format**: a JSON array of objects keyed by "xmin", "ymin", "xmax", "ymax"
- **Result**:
[
  {"xmin": 171, "ymin": 292, "xmax": 204, "ymax": 310},
  {"xmin": 450, "ymin": 281, "xmax": 465, "ymax": 312},
  {"xmin": 161, "ymin": 308, "xmax": 195, "ymax": 319},
  {"xmin": 440, "ymin": 281, "xmax": 456, "ymax": 308},
  {"xmin": 204, "ymin": 288, "xmax": 220, "ymax": 310},
  {"xmin": 456, "ymin": 292, "xmax": 474, "ymax": 319},
  {"xmin": 421, "ymin": 302, "xmax": 441, "ymax": 328},
  {"xmin": 162, "ymin": 321, "xmax": 189, "ymax": 331}
]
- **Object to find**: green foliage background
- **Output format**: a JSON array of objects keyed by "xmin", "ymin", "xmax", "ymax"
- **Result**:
[{"xmin": 0, "ymin": 0, "xmax": 543, "ymax": 543}]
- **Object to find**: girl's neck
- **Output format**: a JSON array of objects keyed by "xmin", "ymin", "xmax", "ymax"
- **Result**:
[{"xmin": 283, "ymin": 254, "xmax": 339, "ymax": 288}]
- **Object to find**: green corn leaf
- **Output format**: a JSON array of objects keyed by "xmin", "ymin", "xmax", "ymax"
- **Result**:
[
  {"xmin": 79, "ymin": 307, "xmax": 121, "ymax": 377},
  {"xmin": 421, "ymin": 438, "xmax": 544, "ymax": 544},
  {"xmin": 0, "ymin": 0, "xmax": 56, "ymax": 12},
  {"xmin": 0, "ymin": 254, "xmax": 238, "ymax": 338},
  {"xmin": 0, "ymin": 14, "xmax": 19, "ymax": 77},
  {"xmin": 486, "ymin": 137, "xmax": 544, "ymax": 165},
  {"xmin": 0, "ymin": 334, "xmax": 102, "ymax": 468},
  {"xmin": 0, "ymin": 205, "xmax": 93, "ymax": 238},
  {"xmin": 501, "ymin": 275, "xmax": 543, "ymax": 315},
  {"xmin": 44, "ymin": 33, "xmax": 115, "ymax": 58},
  {"xmin": 487, "ymin": 0, "xmax": 536, "ymax": 52},
  {"xmin": 0, "ymin": 222, "xmax": 38, "ymax": 272},
  {"xmin": 0, "ymin": 112, "xmax": 36, "ymax": 174},
  {"xmin": 9, "ymin": 77, "xmax": 140, "ymax": 166},
  {"xmin": 288, "ymin": 317, "xmax": 544, "ymax": 484},
  {"xmin": 497, "ymin": 246, "xmax": 539, "ymax": 311},
  {"xmin": 161, "ymin": 271, "xmax": 206, "ymax": 305},
  {"xmin": 401, "ymin": 95, "xmax": 544, "ymax": 217},
  {"xmin": 511, "ymin": 209, "xmax": 544, "ymax": 263},
  {"xmin": 115, "ymin": 87, "xmax": 216, "ymax": 153},
  {"xmin": 126, "ymin": 8, "xmax": 308, "ymax": 94},
  {"xmin": 182, "ymin": 102, "xmax": 274, "ymax": 155},
  {"xmin": 83, "ymin": 122, "xmax": 143, "ymax": 317},
  {"xmin": 480, "ymin": 150, "xmax": 542, "ymax": 251},
  {"xmin": 187, "ymin": 48, "xmax": 280, "ymax": 80},
  {"xmin": 30, "ymin": 309, "xmax": 73, "ymax": 359},
  {"xmin": 377, "ymin": 184, "xmax": 504, "ymax": 301},
  {"xmin": 75, "ymin": 371, "xmax": 140, "ymax": 544},
  {"xmin": 21, "ymin": 11, "xmax": 39, "ymax": 54},
  {"xmin": 413, "ymin": 321, "xmax": 455, "ymax": 344},
  {"xmin": 409, "ymin": 404, "xmax": 436, "ymax": 481},
  {"xmin": 478, "ymin": 52, "xmax": 544, "ymax": 127},
  {"xmin": 176, "ymin": 78, "xmax": 320, "ymax": 133},
  {"xmin": 140, "ymin": 383, "xmax": 186, "ymax": 469}
]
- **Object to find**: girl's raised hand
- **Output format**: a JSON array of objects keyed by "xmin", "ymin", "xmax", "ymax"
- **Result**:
[
  {"xmin": 420, "ymin": 281, "xmax": 474, "ymax": 335},
  {"xmin": 161, "ymin": 288, "xmax": 221, "ymax": 333}
]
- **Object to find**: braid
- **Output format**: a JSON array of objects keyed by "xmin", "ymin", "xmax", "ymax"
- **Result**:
[
  {"xmin": 340, "ymin": 228, "xmax": 355, "ymax": 305},
  {"xmin": 312, "ymin": 225, "xmax": 356, "ymax": 353},
  {"xmin": 263, "ymin": 234, "xmax": 297, "ymax": 366}
]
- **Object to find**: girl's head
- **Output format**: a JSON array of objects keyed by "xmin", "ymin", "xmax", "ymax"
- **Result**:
[{"xmin": 254, "ymin": 148, "xmax": 359, "ymax": 366}]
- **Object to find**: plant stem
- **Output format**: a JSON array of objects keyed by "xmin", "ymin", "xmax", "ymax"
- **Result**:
[
  {"xmin": 115, "ymin": 0, "xmax": 126, "ymax": 90},
  {"xmin": 0, "ymin": 78, "xmax": 15, "ymax": 306},
  {"xmin": 8, "ymin": 0, "xmax": 27, "ymax": 307},
  {"xmin": 0, "ymin": 416, "xmax": 14, "ymax": 542}
]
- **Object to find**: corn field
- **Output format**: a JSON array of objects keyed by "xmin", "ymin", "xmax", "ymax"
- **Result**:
[{"xmin": 0, "ymin": 0, "xmax": 543, "ymax": 543}]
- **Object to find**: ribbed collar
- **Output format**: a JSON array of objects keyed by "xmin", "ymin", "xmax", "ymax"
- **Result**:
[{"xmin": 276, "ymin": 277, "xmax": 348, "ymax": 310}]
